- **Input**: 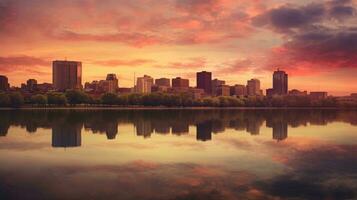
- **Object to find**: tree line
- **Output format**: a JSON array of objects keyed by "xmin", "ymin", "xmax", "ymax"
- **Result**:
[{"xmin": 0, "ymin": 90, "xmax": 353, "ymax": 108}]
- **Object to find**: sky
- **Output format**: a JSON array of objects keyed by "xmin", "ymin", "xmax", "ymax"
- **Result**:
[{"xmin": 0, "ymin": 0, "xmax": 357, "ymax": 95}]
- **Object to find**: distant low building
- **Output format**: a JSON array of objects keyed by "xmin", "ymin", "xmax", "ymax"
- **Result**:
[
  {"xmin": 289, "ymin": 89, "xmax": 308, "ymax": 96},
  {"xmin": 151, "ymin": 85, "xmax": 169, "ymax": 92},
  {"xmin": 155, "ymin": 78, "xmax": 170, "ymax": 87},
  {"xmin": 211, "ymin": 79, "xmax": 225, "ymax": 96},
  {"xmin": 26, "ymin": 79, "xmax": 38, "ymax": 92},
  {"xmin": 230, "ymin": 84, "xmax": 247, "ymax": 96},
  {"xmin": 37, "ymin": 83, "xmax": 53, "ymax": 92},
  {"xmin": 172, "ymin": 77, "xmax": 189, "ymax": 88},
  {"xmin": 118, "ymin": 87, "xmax": 132, "ymax": 94},
  {"xmin": 266, "ymin": 88, "xmax": 275, "ymax": 97},
  {"xmin": 310, "ymin": 92, "xmax": 328, "ymax": 99},
  {"xmin": 189, "ymin": 88, "xmax": 205, "ymax": 99},
  {"xmin": 351, "ymin": 93, "xmax": 357, "ymax": 98},
  {"xmin": 216, "ymin": 85, "xmax": 230, "ymax": 96}
]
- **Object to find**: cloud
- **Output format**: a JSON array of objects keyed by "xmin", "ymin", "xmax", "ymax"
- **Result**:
[
  {"xmin": 92, "ymin": 59, "xmax": 155, "ymax": 67},
  {"xmin": 0, "ymin": 56, "xmax": 49, "ymax": 73},
  {"xmin": 0, "ymin": 0, "xmax": 260, "ymax": 47},
  {"xmin": 168, "ymin": 57, "xmax": 207, "ymax": 69},
  {"xmin": 253, "ymin": 1, "xmax": 357, "ymax": 75},
  {"xmin": 214, "ymin": 59, "xmax": 254, "ymax": 75}
]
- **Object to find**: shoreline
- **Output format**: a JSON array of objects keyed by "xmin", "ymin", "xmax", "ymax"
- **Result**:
[{"xmin": 0, "ymin": 106, "xmax": 355, "ymax": 110}]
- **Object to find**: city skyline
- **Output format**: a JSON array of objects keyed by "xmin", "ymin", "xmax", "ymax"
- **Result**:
[{"xmin": 1, "ymin": 0, "xmax": 357, "ymax": 95}]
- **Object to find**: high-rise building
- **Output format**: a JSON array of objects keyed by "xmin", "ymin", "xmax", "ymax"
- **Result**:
[
  {"xmin": 26, "ymin": 79, "xmax": 38, "ymax": 91},
  {"xmin": 53, "ymin": 60, "xmax": 82, "ymax": 91},
  {"xmin": 136, "ymin": 75, "xmax": 154, "ymax": 93},
  {"xmin": 172, "ymin": 77, "xmax": 189, "ymax": 88},
  {"xmin": 155, "ymin": 78, "xmax": 170, "ymax": 87},
  {"xmin": 230, "ymin": 84, "xmax": 247, "ymax": 96},
  {"xmin": 197, "ymin": 71, "xmax": 212, "ymax": 95},
  {"xmin": 211, "ymin": 79, "xmax": 225, "ymax": 96},
  {"xmin": 273, "ymin": 69, "xmax": 288, "ymax": 95},
  {"xmin": 105, "ymin": 73, "xmax": 119, "ymax": 93},
  {"xmin": 0, "ymin": 75, "xmax": 9, "ymax": 91},
  {"xmin": 247, "ymin": 79, "xmax": 261, "ymax": 96}
]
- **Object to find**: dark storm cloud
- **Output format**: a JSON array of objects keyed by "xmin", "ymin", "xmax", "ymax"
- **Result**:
[{"xmin": 253, "ymin": 0, "xmax": 357, "ymax": 72}]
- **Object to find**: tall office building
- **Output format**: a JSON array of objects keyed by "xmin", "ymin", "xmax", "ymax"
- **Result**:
[
  {"xmin": 155, "ymin": 78, "xmax": 170, "ymax": 87},
  {"xmin": 0, "ymin": 75, "xmax": 9, "ymax": 91},
  {"xmin": 172, "ymin": 77, "xmax": 189, "ymax": 88},
  {"xmin": 197, "ymin": 71, "xmax": 212, "ymax": 95},
  {"xmin": 247, "ymin": 79, "xmax": 261, "ymax": 96},
  {"xmin": 273, "ymin": 69, "xmax": 288, "ymax": 95},
  {"xmin": 53, "ymin": 60, "xmax": 82, "ymax": 91},
  {"xmin": 136, "ymin": 75, "xmax": 154, "ymax": 93}
]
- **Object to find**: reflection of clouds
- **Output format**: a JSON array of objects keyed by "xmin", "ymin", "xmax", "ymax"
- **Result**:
[
  {"xmin": 0, "ymin": 160, "xmax": 259, "ymax": 200},
  {"xmin": 0, "ymin": 141, "xmax": 49, "ymax": 151},
  {"xmin": 252, "ymin": 142, "xmax": 357, "ymax": 199}
]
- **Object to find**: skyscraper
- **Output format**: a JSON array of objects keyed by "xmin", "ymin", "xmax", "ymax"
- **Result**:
[
  {"xmin": 136, "ymin": 75, "xmax": 154, "ymax": 93},
  {"xmin": 0, "ymin": 75, "xmax": 9, "ymax": 91},
  {"xmin": 247, "ymin": 79, "xmax": 261, "ymax": 96},
  {"xmin": 52, "ymin": 60, "xmax": 82, "ymax": 91},
  {"xmin": 273, "ymin": 69, "xmax": 288, "ymax": 95},
  {"xmin": 197, "ymin": 71, "xmax": 212, "ymax": 95}
]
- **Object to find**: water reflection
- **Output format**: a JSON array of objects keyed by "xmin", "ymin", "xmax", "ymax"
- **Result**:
[
  {"xmin": 1, "ymin": 109, "xmax": 357, "ymax": 147},
  {"xmin": 0, "ymin": 109, "xmax": 357, "ymax": 200}
]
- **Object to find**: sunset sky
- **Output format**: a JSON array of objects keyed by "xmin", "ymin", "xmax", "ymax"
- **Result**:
[{"xmin": 0, "ymin": 0, "xmax": 357, "ymax": 95}]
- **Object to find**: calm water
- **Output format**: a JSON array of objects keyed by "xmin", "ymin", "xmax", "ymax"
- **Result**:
[{"xmin": 0, "ymin": 109, "xmax": 356, "ymax": 200}]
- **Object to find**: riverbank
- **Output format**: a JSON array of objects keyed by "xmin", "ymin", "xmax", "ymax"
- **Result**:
[{"xmin": 0, "ymin": 106, "xmax": 354, "ymax": 110}]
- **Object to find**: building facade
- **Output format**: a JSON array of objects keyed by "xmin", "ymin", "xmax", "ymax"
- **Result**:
[
  {"xmin": 0, "ymin": 75, "xmax": 9, "ymax": 91},
  {"xmin": 53, "ymin": 60, "xmax": 82, "ymax": 91},
  {"xmin": 172, "ymin": 77, "xmax": 189, "ymax": 88},
  {"xmin": 155, "ymin": 78, "xmax": 170, "ymax": 87},
  {"xmin": 216, "ymin": 85, "xmax": 230, "ymax": 96},
  {"xmin": 230, "ymin": 84, "xmax": 247, "ymax": 96},
  {"xmin": 247, "ymin": 79, "xmax": 261, "ymax": 96},
  {"xmin": 136, "ymin": 75, "xmax": 154, "ymax": 93},
  {"xmin": 211, "ymin": 79, "xmax": 225, "ymax": 96},
  {"xmin": 26, "ymin": 79, "xmax": 38, "ymax": 91},
  {"xmin": 105, "ymin": 74, "xmax": 119, "ymax": 93},
  {"xmin": 273, "ymin": 69, "xmax": 288, "ymax": 95},
  {"xmin": 197, "ymin": 71, "xmax": 212, "ymax": 95}
]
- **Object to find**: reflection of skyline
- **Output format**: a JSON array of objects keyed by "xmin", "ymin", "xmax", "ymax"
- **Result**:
[
  {"xmin": 52, "ymin": 124, "xmax": 82, "ymax": 148},
  {"xmin": 1, "ymin": 110, "xmax": 357, "ymax": 146},
  {"xmin": 197, "ymin": 121, "xmax": 213, "ymax": 141}
]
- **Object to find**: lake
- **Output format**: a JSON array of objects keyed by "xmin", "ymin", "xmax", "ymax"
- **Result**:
[{"xmin": 0, "ymin": 109, "xmax": 356, "ymax": 200}]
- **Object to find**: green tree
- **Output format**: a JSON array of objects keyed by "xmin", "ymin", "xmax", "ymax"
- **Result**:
[
  {"xmin": 9, "ymin": 92, "xmax": 24, "ymax": 107},
  {"xmin": 65, "ymin": 90, "xmax": 90, "ymax": 105},
  {"xmin": 101, "ymin": 93, "xmax": 119, "ymax": 105},
  {"xmin": 30, "ymin": 94, "xmax": 48, "ymax": 105},
  {"xmin": 47, "ymin": 92, "xmax": 67, "ymax": 105},
  {"xmin": 0, "ymin": 93, "xmax": 10, "ymax": 107}
]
